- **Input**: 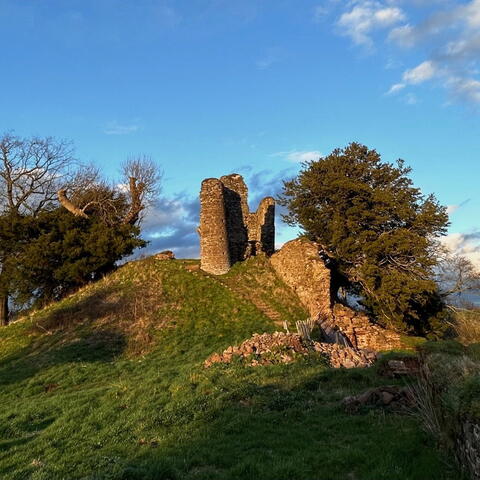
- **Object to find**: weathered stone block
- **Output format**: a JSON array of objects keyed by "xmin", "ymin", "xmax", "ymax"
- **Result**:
[
  {"xmin": 198, "ymin": 173, "xmax": 275, "ymax": 274},
  {"xmin": 199, "ymin": 178, "xmax": 231, "ymax": 275},
  {"xmin": 270, "ymin": 238, "xmax": 333, "ymax": 318},
  {"xmin": 270, "ymin": 238, "xmax": 404, "ymax": 352}
]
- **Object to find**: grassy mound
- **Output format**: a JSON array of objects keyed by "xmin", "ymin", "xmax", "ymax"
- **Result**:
[{"xmin": 0, "ymin": 257, "xmax": 461, "ymax": 479}]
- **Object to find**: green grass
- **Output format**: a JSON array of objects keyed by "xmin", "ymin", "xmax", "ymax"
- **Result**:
[{"xmin": 0, "ymin": 257, "xmax": 461, "ymax": 479}]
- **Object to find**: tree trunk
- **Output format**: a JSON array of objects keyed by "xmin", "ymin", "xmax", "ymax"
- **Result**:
[{"xmin": 0, "ymin": 293, "xmax": 8, "ymax": 326}]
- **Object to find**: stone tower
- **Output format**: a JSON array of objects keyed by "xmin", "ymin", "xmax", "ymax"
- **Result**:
[{"xmin": 198, "ymin": 174, "xmax": 275, "ymax": 274}]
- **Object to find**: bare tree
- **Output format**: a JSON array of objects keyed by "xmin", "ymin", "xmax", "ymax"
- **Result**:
[
  {"xmin": 120, "ymin": 155, "xmax": 163, "ymax": 225},
  {"xmin": 436, "ymin": 248, "xmax": 480, "ymax": 303},
  {"xmin": 58, "ymin": 155, "xmax": 163, "ymax": 226},
  {"xmin": 57, "ymin": 166, "xmax": 127, "ymax": 225},
  {"xmin": 0, "ymin": 133, "xmax": 75, "ymax": 216},
  {"xmin": 0, "ymin": 133, "xmax": 76, "ymax": 325}
]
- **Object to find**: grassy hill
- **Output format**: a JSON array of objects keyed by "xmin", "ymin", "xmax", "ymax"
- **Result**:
[{"xmin": 0, "ymin": 257, "xmax": 461, "ymax": 480}]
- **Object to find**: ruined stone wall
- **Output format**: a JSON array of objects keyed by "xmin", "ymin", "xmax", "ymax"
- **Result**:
[
  {"xmin": 270, "ymin": 238, "xmax": 333, "ymax": 318},
  {"xmin": 270, "ymin": 238, "xmax": 404, "ymax": 352},
  {"xmin": 199, "ymin": 174, "xmax": 275, "ymax": 274},
  {"xmin": 248, "ymin": 197, "xmax": 275, "ymax": 256},
  {"xmin": 219, "ymin": 174, "xmax": 249, "ymax": 264},
  {"xmin": 332, "ymin": 304, "xmax": 403, "ymax": 352},
  {"xmin": 199, "ymin": 179, "xmax": 231, "ymax": 275}
]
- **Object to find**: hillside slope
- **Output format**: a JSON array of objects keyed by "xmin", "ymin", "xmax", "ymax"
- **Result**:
[{"xmin": 0, "ymin": 257, "xmax": 460, "ymax": 480}]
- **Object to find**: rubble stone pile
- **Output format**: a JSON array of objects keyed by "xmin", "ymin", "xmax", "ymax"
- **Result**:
[
  {"xmin": 204, "ymin": 331, "xmax": 377, "ymax": 369},
  {"xmin": 270, "ymin": 238, "xmax": 404, "ymax": 352},
  {"xmin": 155, "ymin": 250, "xmax": 175, "ymax": 260},
  {"xmin": 332, "ymin": 304, "xmax": 404, "ymax": 352},
  {"xmin": 342, "ymin": 385, "xmax": 415, "ymax": 412}
]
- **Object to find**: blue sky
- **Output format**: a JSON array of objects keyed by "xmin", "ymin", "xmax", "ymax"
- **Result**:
[{"xmin": 1, "ymin": 0, "xmax": 479, "ymax": 261}]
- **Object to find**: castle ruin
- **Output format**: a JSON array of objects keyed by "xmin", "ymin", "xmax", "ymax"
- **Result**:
[
  {"xmin": 198, "ymin": 174, "xmax": 275, "ymax": 274},
  {"xmin": 198, "ymin": 173, "xmax": 403, "ymax": 353}
]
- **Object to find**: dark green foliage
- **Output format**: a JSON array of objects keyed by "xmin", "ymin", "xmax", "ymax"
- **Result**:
[
  {"xmin": 279, "ymin": 143, "xmax": 449, "ymax": 334},
  {"xmin": 0, "ymin": 208, "xmax": 145, "ymax": 308}
]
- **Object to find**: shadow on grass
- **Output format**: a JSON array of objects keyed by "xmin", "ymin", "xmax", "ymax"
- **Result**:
[
  {"xmin": 30, "ymin": 284, "xmax": 128, "ymax": 334},
  {"xmin": 115, "ymin": 367, "xmax": 462, "ymax": 480},
  {"xmin": 0, "ymin": 416, "xmax": 55, "ymax": 453},
  {"xmin": 0, "ymin": 328, "xmax": 126, "ymax": 388},
  {"xmin": 0, "ymin": 285, "xmax": 129, "ymax": 388}
]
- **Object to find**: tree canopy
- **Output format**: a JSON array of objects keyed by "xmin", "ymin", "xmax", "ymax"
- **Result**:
[
  {"xmin": 0, "ymin": 133, "xmax": 162, "ymax": 324},
  {"xmin": 1, "ymin": 209, "xmax": 145, "ymax": 308},
  {"xmin": 279, "ymin": 142, "xmax": 450, "ymax": 334}
]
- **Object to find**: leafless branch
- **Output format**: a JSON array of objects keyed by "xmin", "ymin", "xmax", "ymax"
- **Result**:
[
  {"xmin": 0, "ymin": 133, "xmax": 76, "ymax": 216},
  {"xmin": 120, "ymin": 155, "xmax": 163, "ymax": 224}
]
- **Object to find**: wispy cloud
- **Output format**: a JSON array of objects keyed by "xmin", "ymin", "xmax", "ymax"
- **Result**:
[
  {"xmin": 447, "ymin": 205, "xmax": 460, "ymax": 215},
  {"xmin": 387, "ymin": 60, "xmax": 440, "ymax": 94},
  {"xmin": 337, "ymin": 1, "xmax": 406, "ymax": 49},
  {"xmin": 255, "ymin": 47, "xmax": 285, "ymax": 70},
  {"xmin": 103, "ymin": 121, "xmax": 140, "ymax": 135},
  {"xmin": 404, "ymin": 92, "xmax": 419, "ymax": 105},
  {"xmin": 403, "ymin": 60, "xmax": 438, "ymax": 84},
  {"xmin": 387, "ymin": 83, "xmax": 405, "ymax": 95},
  {"xmin": 388, "ymin": 0, "xmax": 480, "ymax": 105},
  {"xmin": 446, "ymin": 198, "xmax": 471, "ymax": 216},
  {"xmin": 313, "ymin": 5, "xmax": 330, "ymax": 22},
  {"xmin": 136, "ymin": 192, "xmax": 200, "ymax": 259},
  {"xmin": 328, "ymin": 0, "xmax": 480, "ymax": 107},
  {"xmin": 442, "ymin": 231, "xmax": 480, "ymax": 268},
  {"xmin": 271, "ymin": 150, "xmax": 322, "ymax": 163},
  {"xmin": 134, "ymin": 166, "xmax": 298, "ymax": 258}
]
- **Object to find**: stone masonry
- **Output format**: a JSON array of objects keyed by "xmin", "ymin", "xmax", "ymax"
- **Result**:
[
  {"xmin": 198, "ymin": 179, "xmax": 403, "ymax": 352},
  {"xmin": 270, "ymin": 238, "xmax": 333, "ymax": 318},
  {"xmin": 270, "ymin": 238, "xmax": 404, "ymax": 352},
  {"xmin": 199, "ymin": 174, "xmax": 275, "ymax": 274}
]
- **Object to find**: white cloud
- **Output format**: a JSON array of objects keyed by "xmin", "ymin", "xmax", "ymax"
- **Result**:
[
  {"xmin": 387, "ymin": 82, "xmax": 406, "ymax": 94},
  {"xmin": 337, "ymin": 1, "xmax": 406, "ymax": 48},
  {"xmin": 287, "ymin": 150, "xmax": 323, "ymax": 162},
  {"xmin": 402, "ymin": 60, "xmax": 438, "ymax": 84},
  {"xmin": 462, "ymin": 0, "xmax": 480, "ymax": 29},
  {"xmin": 103, "ymin": 121, "xmax": 140, "ymax": 135},
  {"xmin": 332, "ymin": 0, "xmax": 480, "ymax": 106},
  {"xmin": 446, "ymin": 198, "xmax": 471, "ymax": 216},
  {"xmin": 447, "ymin": 77, "xmax": 480, "ymax": 103},
  {"xmin": 387, "ymin": 61, "xmax": 438, "ymax": 95},
  {"xmin": 442, "ymin": 232, "xmax": 480, "ymax": 268},
  {"xmin": 272, "ymin": 150, "xmax": 322, "ymax": 163},
  {"xmin": 388, "ymin": 24, "xmax": 415, "ymax": 47},
  {"xmin": 446, "ymin": 204, "xmax": 460, "ymax": 215}
]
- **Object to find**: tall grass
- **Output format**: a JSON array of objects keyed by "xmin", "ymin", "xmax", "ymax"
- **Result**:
[
  {"xmin": 408, "ymin": 343, "xmax": 480, "ymax": 479},
  {"xmin": 449, "ymin": 307, "xmax": 480, "ymax": 345}
]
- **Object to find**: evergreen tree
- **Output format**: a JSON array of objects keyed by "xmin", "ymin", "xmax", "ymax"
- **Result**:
[
  {"xmin": 4, "ymin": 208, "xmax": 145, "ymax": 308},
  {"xmin": 279, "ymin": 142, "xmax": 449, "ymax": 334},
  {"xmin": 0, "ymin": 133, "xmax": 74, "ymax": 325},
  {"xmin": 0, "ymin": 133, "xmax": 162, "ymax": 322}
]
